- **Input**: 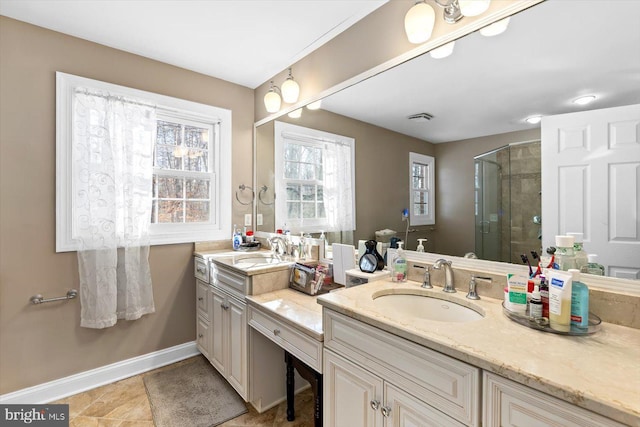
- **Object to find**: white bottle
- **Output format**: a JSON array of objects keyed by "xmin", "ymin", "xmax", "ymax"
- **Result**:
[
  {"xmin": 548, "ymin": 270, "xmax": 573, "ymax": 332},
  {"xmin": 567, "ymin": 232, "xmax": 588, "ymax": 271},
  {"xmin": 392, "ymin": 242, "xmax": 407, "ymax": 282}
]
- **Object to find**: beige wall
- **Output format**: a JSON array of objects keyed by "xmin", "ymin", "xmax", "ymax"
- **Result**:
[
  {"xmin": 256, "ymin": 110, "xmax": 436, "ymax": 251},
  {"xmin": 433, "ymin": 128, "xmax": 541, "ymax": 257},
  {"xmin": 0, "ymin": 17, "xmax": 253, "ymax": 394}
]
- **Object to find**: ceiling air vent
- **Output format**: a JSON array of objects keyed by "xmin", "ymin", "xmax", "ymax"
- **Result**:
[{"xmin": 407, "ymin": 113, "xmax": 434, "ymax": 123}]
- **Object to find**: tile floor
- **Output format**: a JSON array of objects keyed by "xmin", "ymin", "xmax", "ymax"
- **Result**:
[{"xmin": 53, "ymin": 356, "xmax": 315, "ymax": 426}]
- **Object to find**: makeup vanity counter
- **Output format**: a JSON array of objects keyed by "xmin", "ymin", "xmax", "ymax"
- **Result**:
[{"xmin": 317, "ymin": 279, "xmax": 640, "ymax": 426}]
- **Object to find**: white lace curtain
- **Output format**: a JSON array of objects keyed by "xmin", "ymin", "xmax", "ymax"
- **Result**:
[
  {"xmin": 323, "ymin": 141, "xmax": 355, "ymax": 232},
  {"xmin": 73, "ymin": 89, "xmax": 156, "ymax": 329}
]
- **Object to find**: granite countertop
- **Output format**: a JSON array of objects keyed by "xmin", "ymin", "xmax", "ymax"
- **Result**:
[
  {"xmin": 194, "ymin": 249, "xmax": 294, "ymax": 276},
  {"xmin": 246, "ymin": 289, "xmax": 324, "ymax": 341},
  {"xmin": 317, "ymin": 279, "xmax": 640, "ymax": 426}
]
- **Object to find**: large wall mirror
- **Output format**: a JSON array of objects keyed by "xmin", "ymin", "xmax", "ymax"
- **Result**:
[{"xmin": 254, "ymin": 0, "xmax": 640, "ymax": 279}]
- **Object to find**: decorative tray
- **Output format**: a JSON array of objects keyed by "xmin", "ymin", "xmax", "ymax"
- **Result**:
[{"xmin": 502, "ymin": 303, "xmax": 601, "ymax": 336}]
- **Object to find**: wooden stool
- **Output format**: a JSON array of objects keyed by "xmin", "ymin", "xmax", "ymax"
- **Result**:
[{"xmin": 285, "ymin": 351, "xmax": 322, "ymax": 427}]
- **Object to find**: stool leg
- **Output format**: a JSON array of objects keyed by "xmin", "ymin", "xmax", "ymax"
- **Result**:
[
  {"xmin": 314, "ymin": 371, "xmax": 323, "ymax": 427},
  {"xmin": 285, "ymin": 351, "xmax": 295, "ymax": 422}
]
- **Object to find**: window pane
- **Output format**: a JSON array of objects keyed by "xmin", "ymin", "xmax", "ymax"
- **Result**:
[
  {"xmin": 151, "ymin": 200, "xmax": 157, "ymax": 223},
  {"xmin": 157, "ymin": 121, "xmax": 181, "ymax": 146},
  {"xmin": 286, "ymin": 184, "xmax": 300, "ymax": 201},
  {"xmin": 284, "ymin": 161, "xmax": 300, "ymax": 179},
  {"xmin": 184, "ymin": 149, "xmax": 208, "ymax": 172},
  {"xmin": 302, "ymin": 185, "xmax": 315, "ymax": 201},
  {"xmin": 185, "ymin": 201, "xmax": 209, "ymax": 222},
  {"xmin": 184, "ymin": 126, "xmax": 209, "ymax": 149},
  {"xmin": 287, "ymin": 202, "xmax": 300, "ymax": 219},
  {"xmin": 158, "ymin": 200, "xmax": 184, "ymax": 223},
  {"xmin": 301, "ymin": 163, "xmax": 315, "ymax": 180},
  {"xmin": 186, "ymin": 178, "xmax": 210, "ymax": 199},
  {"xmin": 155, "ymin": 145, "xmax": 183, "ymax": 170},
  {"xmin": 413, "ymin": 190, "xmax": 428, "ymax": 215},
  {"xmin": 317, "ymin": 186, "xmax": 324, "ymax": 202},
  {"xmin": 300, "ymin": 146, "xmax": 321, "ymax": 163},
  {"xmin": 302, "ymin": 202, "xmax": 316, "ymax": 219},
  {"xmin": 284, "ymin": 143, "xmax": 300, "ymax": 161},
  {"xmin": 318, "ymin": 202, "xmax": 325, "ymax": 218},
  {"xmin": 156, "ymin": 176, "xmax": 183, "ymax": 198}
]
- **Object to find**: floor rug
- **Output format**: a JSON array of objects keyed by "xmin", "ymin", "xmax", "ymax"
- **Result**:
[{"xmin": 144, "ymin": 356, "xmax": 247, "ymax": 427}]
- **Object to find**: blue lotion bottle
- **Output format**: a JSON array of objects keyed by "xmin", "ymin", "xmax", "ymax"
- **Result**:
[{"xmin": 569, "ymin": 269, "xmax": 589, "ymax": 329}]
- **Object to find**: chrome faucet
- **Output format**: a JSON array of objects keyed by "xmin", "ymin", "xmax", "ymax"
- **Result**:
[
  {"xmin": 268, "ymin": 235, "xmax": 288, "ymax": 257},
  {"xmin": 432, "ymin": 259, "xmax": 455, "ymax": 293},
  {"xmin": 467, "ymin": 275, "xmax": 492, "ymax": 300}
]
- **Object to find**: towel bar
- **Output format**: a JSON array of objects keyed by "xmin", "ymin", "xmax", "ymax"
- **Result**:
[{"xmin": 30, "ymin": 289, "xmax": 78, "ymax": 305}]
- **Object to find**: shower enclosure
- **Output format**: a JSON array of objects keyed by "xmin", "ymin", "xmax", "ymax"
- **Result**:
[{"xmin": 474, "ymin": 141, "xmax": 541, "ymax": 263}]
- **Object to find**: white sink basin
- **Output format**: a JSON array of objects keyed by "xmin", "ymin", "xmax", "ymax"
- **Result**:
[
  {"xmin": 234, "ymin": 255, "xmax": 283, "ymax": 265},
  {"xmin": 372, "ymin": 293, "xmax": 484, "ymax": 323}
]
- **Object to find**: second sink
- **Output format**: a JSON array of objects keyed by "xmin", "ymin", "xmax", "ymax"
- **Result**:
[{"xmin": 372, "ymin": 292, "xmax": 484, "ymax": 323}]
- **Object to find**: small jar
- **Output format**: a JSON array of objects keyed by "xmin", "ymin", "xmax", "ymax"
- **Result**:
[{"xmin": 245, "ymin": 230, "xmax": 254, "ymax": 243}]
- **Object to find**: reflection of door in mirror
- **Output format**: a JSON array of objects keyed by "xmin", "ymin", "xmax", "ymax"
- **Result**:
[{"xmin": 475, "ymin": 141, "xmax": 541, "ymax": 263}]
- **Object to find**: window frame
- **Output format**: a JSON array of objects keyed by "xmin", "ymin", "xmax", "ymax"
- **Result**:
[
  {"xmin": 409, "ymin": 152, "xmax": 435, "ymax": 226},
  {"xmin": 274, "ymin": 121, "xmax": 355, "ymax": 233},
  {"xmin": 56, "ymin": 72, "xmax": 232, "ymax": 252}
]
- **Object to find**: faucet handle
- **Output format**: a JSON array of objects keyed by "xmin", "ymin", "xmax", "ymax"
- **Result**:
[
  {"xmin": 466, "ymin": 275, "xmax": 492, "ymax": 300},
  {"xmin": 421, "ymin": 267, "xmax": 432, "ymax": 289}
]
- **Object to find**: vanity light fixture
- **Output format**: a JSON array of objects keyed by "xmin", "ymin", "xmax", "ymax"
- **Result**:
[
  {"xmin": 288, "ymin": 108, "xmax": 302, "ymax": 119},
  {"xmin": 281, "ymin": 68, "xmax": 300, "ymax": 104},
  {"xmin": 264, "ymin": 80, "xmax": 282, "ymax": 113},
  {"xmin": 434, "ymin": 0, "xmax": 463, "ymax": 23},
  {"xmin": 430, "ymin": 40, "xmax": 455, "ymax": 58},
  {"xmin": 404, "ymin": 1, "xmax": 436, "ymax": 44},
  {"xmin": 573, "ymin": 95, "xmax": 596, "ymax": 105},
  {"xmin": 479, "ymin": 16, "xmax": 510, "ymax": 36},
  {"xmin": 306, "ymin": 100, "xmax": 322, "ymax": 110},
  {"xmin": 458, "ymin": 0, "xmax": 490, "ymax": 17},
  {"xmin": 525, "ymin": 115, "xmax": 542, "ymax": 124}
]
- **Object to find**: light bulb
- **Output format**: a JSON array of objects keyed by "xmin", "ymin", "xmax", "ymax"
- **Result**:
[
  {"xmin": 288, "ymin": 108, "xmax": 302, "ymax": 119},
  {"xmin": 479, "ymin": 17, "xmax": 510, "ymax": 36},
  {"xmin": 458, "ymin": 0, "xmax": 490, "ymax": 17},
  {"xmin": 281, "ymin": 78, "xmax": 300, "ymax": 103},
  {"xmin": 404, "ymin": 1, "xmax": 435, "ymax": 44},
  {"xmin": 264, "ymin": 81, "xmax": 281, "ymax": 113},
  {"xmin": 430, "ymin": 41, "xmax": 455, "ymax": 59},
  {"xmin": 525, "ymin": 116, "xmax": 542, "ymax": 124}
]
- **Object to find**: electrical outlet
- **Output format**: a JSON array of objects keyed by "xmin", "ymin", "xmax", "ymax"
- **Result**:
[
  {"xmin": 257, "ymin": 214, "xmax": 263, "ymax": 226},
  {"xmin": 244, "ymin": 214, "xmax": 252, "ymax": 226}
]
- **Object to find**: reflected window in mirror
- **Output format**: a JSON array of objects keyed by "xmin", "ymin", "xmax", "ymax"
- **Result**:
[
  {"xmin": 409, "ymin": 152, "xmax": 435, "ymax": 226},
  {"xmin": 274, "ymin": 121, "xmax": 355, "ymax": 234}
]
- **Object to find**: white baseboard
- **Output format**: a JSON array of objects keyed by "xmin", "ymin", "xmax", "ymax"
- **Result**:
[{"xmin": 0, "ymin": 341, "xmax": 199, "ymax": 404}]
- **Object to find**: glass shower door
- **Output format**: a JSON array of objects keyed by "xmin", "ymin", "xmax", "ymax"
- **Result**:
[{"xmin": 474, "ymin": 147, "xmax": 510, "ymax": 262}]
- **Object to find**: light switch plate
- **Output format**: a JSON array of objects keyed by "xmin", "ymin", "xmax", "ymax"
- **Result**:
[
  {"xmin": 244, "ymin": 214, "xmax": 252, "ymax": 226},
  {"xmin": 257, "ymin": 214, "xmax": 263, "ymax": 226}
]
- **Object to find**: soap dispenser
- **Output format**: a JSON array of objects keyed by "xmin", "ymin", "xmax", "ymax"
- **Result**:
[
  {"xmin": 416, "ymin": 238, "xmax": 427, "ymax": 252},
  {"xmin": 392, "ymin": 242, "xmax": 407, "ymax": 282}
]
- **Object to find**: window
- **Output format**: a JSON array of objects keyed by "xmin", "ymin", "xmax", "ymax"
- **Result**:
[
  {"xmin": 409, "ymin": 152, "xmax": 435, "ymax": 226},
  {"xmin": 56, "ymin": 72, "xmax": 231, "ymax": 251},
  {"xmin": 274, "ymin": 121, "xmax": 355, "ymax": 233}
]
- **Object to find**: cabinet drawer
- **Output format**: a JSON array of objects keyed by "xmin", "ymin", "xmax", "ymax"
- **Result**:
[
  {"xmin": 324, "ymin": 310, "xmax": 480, "ymax": 426},
  {"xmin": 248, "ymin": 306, "xmax": 323, "ymax": 373},
  {"xmin": 194, "ymin": 257, "xmax": 209, "ymax": 282},
  {"xmin": 212, "ymin": 263, "xmax": 248, "ymax": 298},
  {"xmin": 196, "ymin": 279, "xmax": 209, "ymax": 320},
  {"xmin": 483, "ymin": 372, "xmax": 626, "ymax": 427},
  {"xmin": 196, "ymin": 315, "xmax": 210, "ymax": 360}
]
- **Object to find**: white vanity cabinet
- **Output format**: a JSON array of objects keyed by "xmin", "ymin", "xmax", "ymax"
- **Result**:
[
  {"xmin": 323, "ymin": 309, "xmax": 480, "ymax": 427},
  {"xmin": 483, "ymin": 372, "xmax": 626, "ymax": 427},
  {"xmin": 195, "ymin": 279, "xmax": 211, "ymax": 359}
]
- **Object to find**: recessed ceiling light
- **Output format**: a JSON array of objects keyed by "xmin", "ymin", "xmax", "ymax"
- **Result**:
[
  {"xmin": 573, "ymin": 95, "xmax": 596, "ymax": 105},
  {"xmin": 525, "ymin": 116, "xmax": 542, "ymax": 124}
]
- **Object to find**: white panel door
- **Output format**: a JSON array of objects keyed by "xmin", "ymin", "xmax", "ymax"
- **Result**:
[
  {"xmin": 384, "ymin": 383, "xmax": 464, "ymax": 427},
  {"xmin": 227, "ymin": 295, "xmax": 247, "ymax": 399},
  {"xmin": 542, "ymin": 104, "xmax": 640, "ymax": 278},
  {"xmin": 324, "ymin": 349, "xmax": 384, "ymax": 427}
]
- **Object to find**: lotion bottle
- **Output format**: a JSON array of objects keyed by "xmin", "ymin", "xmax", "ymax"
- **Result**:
[
  {"xmin": 548, "ymin": 270, "xmax": 573, "ymax": 332},
  {"xmin": 569, "ymin": 269, "xmax": 589, "ymax": 329},
  {"xmin": 392, "ymin": 242, "xmax": 407, "ymax": 282}
]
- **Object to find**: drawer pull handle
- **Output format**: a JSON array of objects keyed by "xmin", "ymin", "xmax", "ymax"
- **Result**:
[
  {"xmin": 381, "ymin": 406, "xmax": 391, "ymax": 417},
  {"xmin": 197, "ymin": 267, "xmax": 206, "ymax": 274},
  {"xmin": 370, "ymin": 400, "xmax": 380, "ymax": 411},
  {"xmin": 198, "ymin": 333, "xmax": 204, "ymax": 338},
  {"xmin": 273, "ymin": 328, "xmax": 281, "ymax": 336},
  {"xmin": 198, "ymin": 297, "xmax": 204, "ymax": 301},
  {"xmin": 221, "ymin": 303, "xmax": 229, "ymax": 310}
]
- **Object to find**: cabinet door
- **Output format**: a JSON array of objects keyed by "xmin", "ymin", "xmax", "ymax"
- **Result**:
[
  {"xmin": 196, "ymin": 315, "xmax": 210, "ymax": 361},
  {"xmin": 226, "ymin": 295, "xmax": 247, "ymax": 399},
  {"xmin": 196, "ymin": 279, "xmax": 209, "ymax": 320},
  {"xmin": 384, "ymin": 383, "xmax": 464, "ymax": 427},
  {"xmin": 210, "ymin": 287, "xmax": 227, "ymax": 377},
  {"xmin": 324, "ymin": 349, "xmax": 384, "ymax": 427}
]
